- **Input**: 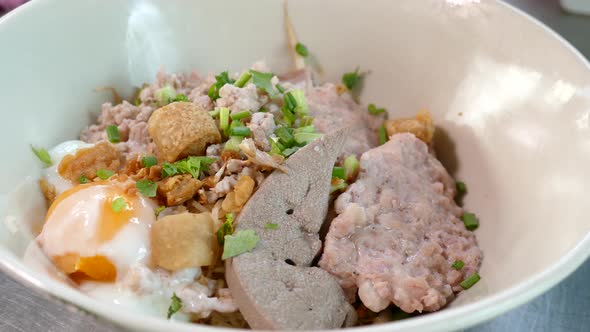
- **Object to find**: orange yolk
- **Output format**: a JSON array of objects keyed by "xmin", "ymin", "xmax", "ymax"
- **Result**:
[
  {"xmin": 53, "ymin": 254, "xmax": 117, "ymax": 282},
  {"xmin": 45, "ymin": 182, "xmax": 139, "ymax": 282}
]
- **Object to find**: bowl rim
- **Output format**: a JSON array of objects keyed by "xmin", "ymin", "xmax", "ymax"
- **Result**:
[{"xmin": 1, "ymin": 0, "xmax": 589, "ymax": 331}]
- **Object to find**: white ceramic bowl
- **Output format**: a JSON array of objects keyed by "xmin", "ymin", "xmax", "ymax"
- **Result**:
[{"xmin": 1, "ymin": 0, "xmax": 589, "ymax": 331}]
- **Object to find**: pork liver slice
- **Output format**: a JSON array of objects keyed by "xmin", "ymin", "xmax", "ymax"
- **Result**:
[{"xmin": 225, "ymin": 129, "xmax": 357, "ymax": 330}]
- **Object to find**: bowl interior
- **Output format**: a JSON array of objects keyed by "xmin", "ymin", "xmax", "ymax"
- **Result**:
[{"xmin": 1, "ymin": 0, "xmax": 590, "ymax": 331}]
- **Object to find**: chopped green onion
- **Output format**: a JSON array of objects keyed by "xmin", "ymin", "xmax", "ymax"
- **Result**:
[
  {"xmin": 368, "ymin": 103, "xmax": 386, "ymax": 115},
  {"xmin": 176, "ymin": 94, "xmax": 189, "ymax": 102},
  {"xmin": 300, "ymin": 115, "xmax": 314, "ymax": 127},
  {"xmin": 167, "ymin": 293, "xmax": 183, "ymax": 319},
  {"xmin": 106, "ymin": 125, "xmax": 121, "ymax": 143},
  {"xmin": 111, "ymin": 197, "xmax": 127, "ymax": 213},
  {"xmin": 96, "ymin": 169, "xmax": 114, "ymax": 180},
  {"xmin": 155, "ymin": 84, "xmax": 177, "ymax": 106},
  {"xmin": 460, "ymin": 273, "xmax": 481, "ymax": 290},
  {"xmin": 344, "ymin": 155, "xmax": 359, "ymax": 179},
  {"xmin": 136, "ymin": 179, "xmax": 157, "ymax": 198},
  {"xmin": 269, "ymin": 139, "xmax": 285, "ymax": 156},
  {"xmin": 332, "ymin": 167, "xmax": 346, "ymax": 180},
  {"xmin": 174, "ymin": 159, "xmax": 197, "ymax": 179},
  {"xmin": 208, "ymin": 71, "xmax": 235, "ymax": 101},
  {"xmin": 141, "ymin": 155, "xmax": 158, "ymax": 168},
  {"xmin": 30, "ymin": 145, "xmax": 52, "ymax": 167},
  {"xmin": 288, "ymin": 89, "xmax": 308, "ymax": 115},
  {"xmin": 259, "ymin": 107, "xmax": 268, "ymax": 113},
  {"xmin": 155, "ymin": 205, "xmax": 166, "ymax": 217},
  {"xmin": 294, "ymin": 127, "xmax": 324, "ymax": 139},
  {"xmin": 378, "ymin": 125, "xmax": 388, "ymax": 145},
  {"xmin": 250, "ymin": 70, "xmax": 278, "ymax": 98},
  {"xmin": 226, "ymin": 213, "xmax": 236, "ymax": 223},
  {"xmin": 229, "ymin": 126, "xmax": 251, "ymax": 137},
  {"xmin": 275, "ymin": 84, "xmax": 286, "ymax": 94},
  {"xmin": 275, "ymin": 127, "xmax": 295, "ymax": 147},
  {"xmin": 161, "ymin": 162, "xmax": 178, "ymax": 178},
  {"xmin": 191, "ymin": 157, "xmax": 215, "ymax": 175},
  {"xmin": 78, "ymin": 175, "xmax": 90, "ymax": 184},
  {"xmin": 265, "ymin": 223, "xmax": 279, "ymax": 230},
  {"xmin": 295, "ymin": 42, "xmax": 309, "ymax": 57},
  {"xmin": 174, "ymin": 156, "xmax": 216, "ymax": 179},
  {"xmin": 134, "ymin": 98, "xmax": 142, "ymax": 106},
  {"xmin": 229, "ymin": 118, "xmax": 242, "ymax": 130},
  {"xmin": 234, "ymin": 72, "xmax": 252, "ymax": 88},
  {"xmin": 224, "ymin": 136, "xmax": 244, "ymax": 152},
  {"xmin": 225, "ymin": 213, "xmax": 236, "ymax": 224},
  {"xmin": 461, "ymin": 212, "xmax": 479, "ymax": 231},
  {"xmin": 456, "ymin": 181, "xmax": 467, "ymax": 194},
  {"xmin": 217, "ymin": 213, "xmax": 235, "ymax": 246},
  {"xmin": 451, "ymin": 260, "xmax": 465, "ymax": 270},
  {"xmin": 168, "ymin": 94, "xmax": 189, "ymax": 103},
  {"xmin": 280, "ymin": 107, "xmax": 296, "ymax": 126},
  {"xmin": 219, "ymin": 107, "xmax": 230, "ymax": 133},
  {"xmin": 222, "ymin": 229, "xmax": 260, "ymax": 260},
  {"xmin": 208, "ymin": 84, "xmax": 217, "ymax": 100},
  {"xmin": 282, "ymin": 146, "xmax": 300, "ymax": 157},
  {"xmin": 342, "ymin": 67, "xmax": 360, "ymax": 90},
  {"xmin": 294, "ymin": 125, "xmax": 315, "ymax": 134},
  {"xmin": 230, "ymin": 110, "xmax": 251, "ymax": 121},
  {"xmin": 330, "ymin": 181, "xmax": 348, "ymax": 193},
  {"xmin": 294, "ymin": 132, "xmax": 323, "ymax": 145},
  {"xmin": 217, "ymin": 71, "xmax": 234, "ymax": 84},
  {"xmin": 284, "ymin": 91, "xmax": 297, "ymax": 110},
  {"xmin": 209, "ymin": 109, "xmax": 221, "ymax": 118}
]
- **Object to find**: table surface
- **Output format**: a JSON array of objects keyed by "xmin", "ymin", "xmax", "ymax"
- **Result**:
[{"xmin": 2, "ymin": 0, "xmax": 590, "ymax": 331}]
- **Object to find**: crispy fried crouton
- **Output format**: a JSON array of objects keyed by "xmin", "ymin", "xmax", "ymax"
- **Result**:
[
  {"xmin": 221, "ymin": 175, "xmax": 255, "ymax": 213},
  {"xmin": 151, "ymin": 212, "xmax": 215, "ymax": 270},
  {"xmin": 384, "ymin": 110, "xmax": 435, "ymax": 144},
  {"xmin": 157, "ymin": 174, "xmax": 202, "ymax": 206},
  {"xmin": 58, "ymin": 142, "xmax": 121, "ymax": 182},
  {"xmin": 148, "ymin": 102, "xmax": 221, "ymax": 162}
]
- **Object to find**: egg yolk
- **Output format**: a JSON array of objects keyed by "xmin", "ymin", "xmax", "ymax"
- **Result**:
[
  {"xmin": 44, "ymin": 182, "xmax": 142, "ymax": 283},
  {"xmin": 53, "ymin": 254, "xmax": 117, "ymax": 282}
]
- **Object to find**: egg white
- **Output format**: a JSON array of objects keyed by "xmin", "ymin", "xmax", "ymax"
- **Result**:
[{"xmin": 79, "ymin": 266, "xmax": 200, "ymax": 321}]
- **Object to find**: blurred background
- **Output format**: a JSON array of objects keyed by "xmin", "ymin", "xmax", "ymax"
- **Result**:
[
  {"xmin": 1, "ymin": 0, "xmax": 589, "ymax": 58},
  {"xmin": 0, "ymin": 0, "xmax": 589, "ymax": 331},
  {"xmin": 0, "ymin": 0, "xmax": 25, "ymax": 15}
]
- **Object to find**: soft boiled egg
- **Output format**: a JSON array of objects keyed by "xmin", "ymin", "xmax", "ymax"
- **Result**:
[
  {"xmin": 44, "ymin": 140, "xmax": 94, "ymax": 195},
  {"xmin": 37, "ymin": 181, "xmax": 156, "ymax": 282}
]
